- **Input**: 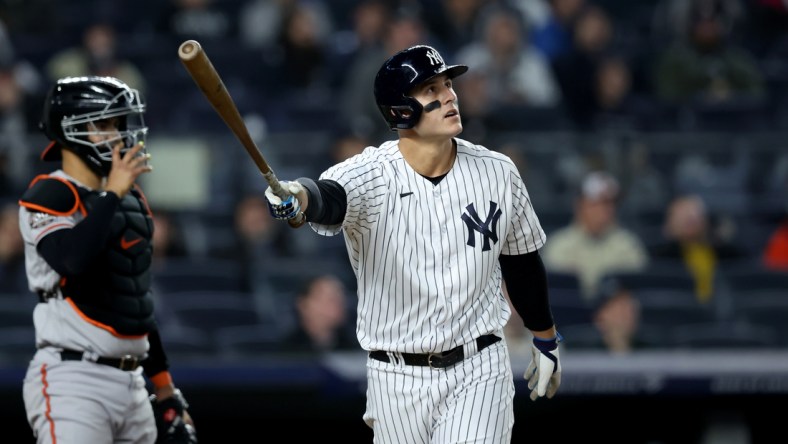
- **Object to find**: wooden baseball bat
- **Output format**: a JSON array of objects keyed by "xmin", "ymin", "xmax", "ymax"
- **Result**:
[{"xmin": 177, "ymin": 39, "xmax": 305, "ymax": 228}]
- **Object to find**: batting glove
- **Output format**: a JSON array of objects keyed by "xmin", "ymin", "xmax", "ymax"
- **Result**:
[
  {"xmin": 524, "ymin": 332, "xmax": 563, "ymax": 401},
  {"xmin": 264, "ymin": 180, "xmax": 304, "ymax": 221}
]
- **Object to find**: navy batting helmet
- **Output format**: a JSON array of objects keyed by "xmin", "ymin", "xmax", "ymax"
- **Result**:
[
  {"xmin": 39, "ymin": 76, "xmax": 148, "ymax": 177},
  {"xmin": 373, "ymin": 45, "xmax": 468, "ymax": 131}
]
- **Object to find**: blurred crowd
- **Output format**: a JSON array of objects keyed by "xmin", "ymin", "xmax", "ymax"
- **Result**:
[{"xmin": 0, "ymin": 0, "xmax": 787, "ymax": 363}]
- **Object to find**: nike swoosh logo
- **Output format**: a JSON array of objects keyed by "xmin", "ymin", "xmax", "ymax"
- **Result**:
[
  {"xmin": 400, "ymin": 192, "xmax": 414, "ymax": 198},
  {"xmin": 120, "ymin": 236, "xmax": 143, "ymax": 250}
]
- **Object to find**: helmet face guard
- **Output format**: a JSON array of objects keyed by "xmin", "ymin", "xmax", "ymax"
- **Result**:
[
  {"xmin": 374, "ymin": 45, "xmax": 468, "ymax": 131},
  {"xmin": 40, "ymin": 76, "xmax": 148, "ymax": 177}
]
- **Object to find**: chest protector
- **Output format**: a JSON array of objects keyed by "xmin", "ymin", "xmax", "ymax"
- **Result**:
[
  {"xmin": 22, "ymin": 176, "xmax": 156, "ymax": 336},
  {"xmin": 70, "ymin": 187, "xmax": 156, "ymax": 335}
]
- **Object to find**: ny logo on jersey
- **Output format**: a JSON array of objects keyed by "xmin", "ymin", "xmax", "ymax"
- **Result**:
[
  {"xmin": 425, "ymin": 49, "xmax": 444, "ymax": 67},
  {"xmin": 461, "ymin": 201, "xmax": 502, "ymax": 251}
]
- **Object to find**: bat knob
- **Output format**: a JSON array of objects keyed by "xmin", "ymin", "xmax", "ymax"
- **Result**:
[
  {"xmin": 178, "ymin": 40, "xmax": 201, "ymax": 61},
  {"xmin": 288, "ymin": 212, "xmax": 307, "ymax": 229}
]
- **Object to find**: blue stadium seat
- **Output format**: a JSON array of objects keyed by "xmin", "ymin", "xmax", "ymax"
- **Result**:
[
  {"xmin": 153, "ymin": 258, "xmax": 246, "ymax": 295},
  {"xmin": 546, "ymin": 272, "xmax": 594, "ymax": 327},
  {"xmin": 214, "ymin": 325, "xmax": 286, "ymax": 361},
  {"xmin": 599, "ymin": 266, "xmax": 717, "ymax": 344},
  {"xmin": 0, "ymin": 326, "xmax": 36, "ymax": 365},
  {"xmin": 158, "ymin": 324, "xmax": 215, "ymax": 359},
  {"xmin": 0, "ymin": 296, "xmax": 36, "ymax": 328},
  {"xmin": 723, "ymin": 267, "xmax": 788, "ymax": 345},
  {"xmin": 671, "ymin": 320, "xmax": 779, "ymax": 349}
]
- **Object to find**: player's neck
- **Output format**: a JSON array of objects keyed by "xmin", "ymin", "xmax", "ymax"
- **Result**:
[
  {"xmin": 398, "ymin": 137, "xmax": 456, "ymax": 178},
  {"xmin": 61, "ymin": 149, "xmax": 102, "ymax": 190}
]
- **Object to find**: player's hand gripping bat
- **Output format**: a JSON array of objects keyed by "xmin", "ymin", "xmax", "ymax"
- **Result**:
[{"xmin": 177, "ymin": 39, "xmax": 306, "ymax": 228}]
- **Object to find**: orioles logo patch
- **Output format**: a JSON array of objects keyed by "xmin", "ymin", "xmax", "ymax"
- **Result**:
[{"xmin": 29, "ymin": 212, "xmax": 55, "ymax": 229}]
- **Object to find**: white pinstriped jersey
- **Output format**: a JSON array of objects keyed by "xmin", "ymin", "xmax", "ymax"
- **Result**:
[{"xmin": 310, "ymin": 138, "xmax": 546, "ymax": 353}]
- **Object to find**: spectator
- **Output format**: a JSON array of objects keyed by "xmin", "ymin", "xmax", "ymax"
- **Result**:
[
  {"xmin": 238, "ymin": 0, "xmax": 293, "ymax": 50},
  {"xmin": 214, "ymin": 194, "xmax": 291, "ymax": 291},
  {"xmin": 45, "ymin": 22, "xmax": 147, "ymax": 95},
  {"xmin": 522, "ymin": 0, "xmax": 587, "ymax": 62},
  {"xmin": 496, "ymin": 142, "xmax": 560, "ymax": 214},
  {"xmin": 278, "ymin": 274, "xmax": 357, "ymax": 355},
  {"xmin": 652, "ymin": 0, "xmax": 764, "ymax": 105},
  {"xmin": 154, "ymin": 0, "xmax": 236, "ymax": 42},
  {"xmin": 617, "ymin": 138, "xmax": 670, "ymax": 218},
  {"xmin": 422, "ymin": 0, "xmax": 485, "ymax": 53},
  {"xmin": 327, "ymin": 0, "xmax": 390, "ymax": 90},
  {"xmin": 0, "ymin": 65, "xmax": 34, "ymax": 198},
  {"xmin": 151, "ymin": 209, "xmax": 188, "ymax": 268},
  {"xmin": 592, "ymin": 287, "xmax": 641, "ymax": 354},
  {"xmin": 454, "ymin": 3, "xmax": 561, "ymax": 109},
  {"xmin": 239, "ymin": 0, "xmax": 333, "ymax": 51},
  {"xmin": 649, "ymin": 194, "xmax": 749, "ymax": 302},
  {"xmin": 763, "ymin": 213, "xmax": 788, "ymax": 271},
  {"xmin": 272, "ymin": 2, "xmax": 332, "ymax": 93},
  {"xmin": 551, "ymin": 4, "xmax": 617, "ymax": 129},
  {"xmin": 0, "ymin": 200, "xmax": 26, "ymax": 294},
  {"xmin": 0, "ymin": 17, "xmax": 14, "ymax": 67},
  {"xmin": 590, "ymin": 54, "xmax": 659, "ymax": 131},
  {"xmin": 311, "ymin": 128, "xmax": 370, "ymax": 178},
  {"xmin": 338, "ymin": 8, "xmax": 430, "ymax": 140},
  {"xmin": 762, "ymin": 158, "xmax": 788, "ymax": 271},
  {"xmin": 542, "ymin": 171, "xmax": 649, "ymax": 300}
]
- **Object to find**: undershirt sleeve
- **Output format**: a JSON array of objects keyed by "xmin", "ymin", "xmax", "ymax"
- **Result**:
[
  {"xmin": 297, "ymin": 178, "xmax": 347, "ymax": 225},
  {"xmin": 499, "ymin": 250, "xmax": 555, "ymax": 331},
  {"xmin": 142, "ymin": 326, "xmax": 170, "ymax": 380},
  {"xmin": 36, "ymin": 191, "xmax": 120, "ymax": 276}
]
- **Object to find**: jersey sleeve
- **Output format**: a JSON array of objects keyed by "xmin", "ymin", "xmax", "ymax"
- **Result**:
[
  {"xmin": 310, "ymin": 147, "xmax": 381, "ymax": 236},
  {"xmin": 18, "ymin": 175, "xmax": 83, "ymax": 245},
  {"xmin": 502, "ymin": 165, "xmax": 546, "ymax": 255}
]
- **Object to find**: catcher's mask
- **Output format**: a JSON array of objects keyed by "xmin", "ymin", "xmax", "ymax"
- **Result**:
[
  {"xmin": 373, "ymin": 45, "xmax": 468, "ymax": 131},
  {"xmin": 39, "ymin": 76, "xmax": 148, "ymax": 177}
]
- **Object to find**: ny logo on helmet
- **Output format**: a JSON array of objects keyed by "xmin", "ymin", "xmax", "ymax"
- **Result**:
[
  {"xmin": 425, "ymin": 49, "xmax": 444, "ymax": 67},
  {"xmin": 461, "ymin": 201, "xmax": 502, "ymax": 251}
]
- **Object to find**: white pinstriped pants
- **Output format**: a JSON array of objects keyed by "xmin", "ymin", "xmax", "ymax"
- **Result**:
[{"xmin": 363, "ymin": 338, "xmax": 515, "ymax": 443}]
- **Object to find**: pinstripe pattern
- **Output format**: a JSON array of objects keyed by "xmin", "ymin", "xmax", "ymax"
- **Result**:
[
  {"xmin": 363, "ymin": 340, "xmax": 514, "ymax": 443},
  {"xmin": 310, "ymin": 136, "xmax": 544, "ymax": 443},
  {"xmin": 311, "ymin": 138, "xmax": 545, "ymax": 353}
]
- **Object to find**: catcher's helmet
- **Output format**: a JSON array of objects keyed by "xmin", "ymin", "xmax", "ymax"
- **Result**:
[
  {"xmin": 39, "ymin": 76, "xmax": 148, "ymax": 177},
  {"xmin": 374, "ymin": 45, "xmax": 468, "ymax": 130}
]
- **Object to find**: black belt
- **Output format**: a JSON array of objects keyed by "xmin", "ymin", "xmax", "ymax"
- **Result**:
[
  {"xmin": 60, "ymin": 349, "xmax": 143, "ymax": 371},
  {"xmin": 369, "ymin": 334, "xmax": 501, "ymax": 369}
]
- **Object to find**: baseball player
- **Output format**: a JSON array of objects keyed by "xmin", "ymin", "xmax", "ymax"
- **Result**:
[
  {"xmin": 264, "ymin": 45, "xmax": 562, "ymax": 443},
  {"xmin": 18, "ymin": 76, "xmax": 197, "ymax": 444}
]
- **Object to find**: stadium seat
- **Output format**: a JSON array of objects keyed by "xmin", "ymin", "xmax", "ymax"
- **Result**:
[
  {"xmin": 159, "ymin": 290, "xmax": 266, "ymax": 336},
  {"xmin": 723, "ymin": 267, "xmax": 788, "ymax": 345},
  {"xmin": 153, "ymin": 258, "xmax": 246, "ymax": 295},
  {"xmin": 0, "ymin": 326, "xmax": 36, "ymax": 365},
  {"xmin": 214, "ymin": 324, "xmax": 286, "ymax": 361},
  {"xmin": 546, "ymin": 272, "xmax": 594, "ymax": 327},
  {"xmin": 671, "ymin": 320, "xmax": 779, "ymax": 349}
]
